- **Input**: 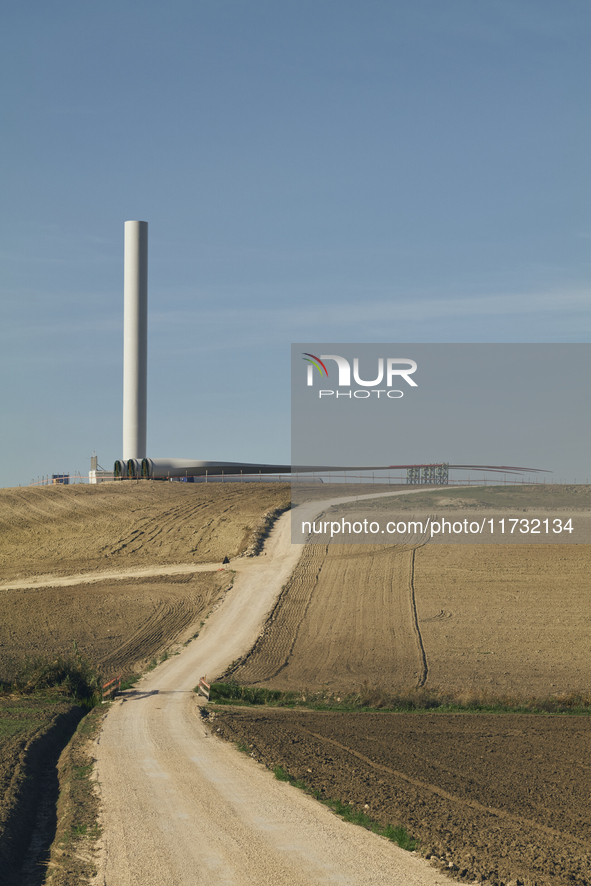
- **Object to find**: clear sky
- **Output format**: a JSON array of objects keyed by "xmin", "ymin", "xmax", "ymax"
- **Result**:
[{"xmin": 1, "ymin": 1, "xmax": 589, "ymax": 488}]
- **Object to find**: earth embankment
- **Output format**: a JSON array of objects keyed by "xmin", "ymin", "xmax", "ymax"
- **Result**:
[{"xmin": 0, "ymin": 482, "xmax": 290, "ymax": 582}]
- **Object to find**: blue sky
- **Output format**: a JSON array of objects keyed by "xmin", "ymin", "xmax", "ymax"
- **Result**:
[{"xmin": 1, "ymin": 1, "xmax": 589, "ymax": 488}]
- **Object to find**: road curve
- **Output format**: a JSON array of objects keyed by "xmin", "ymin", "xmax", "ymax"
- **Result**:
[{"xmin": 93, "ymin": 491, "xmax": 451, "ymax": 885}]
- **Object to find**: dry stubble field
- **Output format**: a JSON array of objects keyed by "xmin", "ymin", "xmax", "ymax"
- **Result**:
[
  {"xmin": 226, "ymin": 539, "xmax": 591, "ymax": 700},
  {"xmin": 0, "ymin": 482, "xmax": 290, "ymax": 677}
]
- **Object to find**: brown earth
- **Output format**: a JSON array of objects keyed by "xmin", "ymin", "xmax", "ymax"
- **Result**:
[
  {"xmin": 218, "ymin": 491, "xmax": 591, "ymax": 884},
  {"xmin": 210, "ymin": 706, "xmax": 591, "ymax": 886},
  {"xmin": 0, "ymin": 572, "xmax": 232, "ymax": 680},
  {"xmin": 0, "ymin": 482, "xmax": 290, "ymax": 678},
  {"xmin": 0, "ymin": 696, "xmax": 84, "ymax": 886},
  {"xmin": 0, "ymin": 482, "xmax": 290, "ymax": 885},
  {"xmin": 225, "ymin": 541, "xmax": 591, "ymax": 700},
  {"xmin": 0, "ymin": 481, "xmax": 291, "ymax": 582},
  {"xmin": 414, "ymin": 544, "xmax": 591, "ymax": 698},
  {"xmin": 1, "ymin": 483, "xmax": 590, "ymax": 885}
]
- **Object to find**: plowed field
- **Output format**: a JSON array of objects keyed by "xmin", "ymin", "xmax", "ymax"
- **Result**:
[
  {"xmin": 0, "ymin": 482, "xmax": 290, "ymax": 678},
  {"xmin": 0, "ymin": 573, "xmax": 231, "ymax": 679},
  {"xmin": 228, "ymin": 542, "xmax": 429, "ymax": 691},
  {"xmin": 0, "ymin": 482, "xmax": 290, "ymax": 582},
  {"xmin": 226, "ymin": 541, "xmax": 591, "ymax": 700},
  {"xmin": 414, "ymin": 544, "xmax": 591, "ymax": 698},
  {"xmin": 211, "ymin": 707, "xmax": 591, "ymax": 886}
]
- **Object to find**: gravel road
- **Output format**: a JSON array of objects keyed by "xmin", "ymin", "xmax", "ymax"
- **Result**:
[
  {"xmin": 0, "ymin": 562, "xmax": 225, "ymax": 591},
  {"xmin": 93, "ymin": 491, "xmax": 452, "ymax": 885}
]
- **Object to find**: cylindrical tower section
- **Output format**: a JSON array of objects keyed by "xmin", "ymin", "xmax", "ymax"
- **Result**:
[
  {"xmin": 123, "ymin": 220, "xmax": 148, "ymax": 460},
  {"xmin": 113, "ymin": 459, "xmax": 127, "ymax": 479}
]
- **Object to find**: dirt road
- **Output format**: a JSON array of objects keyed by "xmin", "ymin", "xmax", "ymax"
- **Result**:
[
  {"xmin": 93, "ymin": 491, "xmax": 451, "ymax": 885},
  {"xmin": 0, "ymin": 562, "xmax": 227, "ymax": 591}
]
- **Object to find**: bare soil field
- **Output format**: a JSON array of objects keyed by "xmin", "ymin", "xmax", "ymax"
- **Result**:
[
  {"xmin": 226, "ymin": 542, "xmax": 428, "ymax": 691},
  {"xmin": 414, "ymin": 544, "xmax": 590, "ymax": 698},
  {"xmin": 0, "ymin": 481, "xmax": 291, "ymax": 583},
  {"xmin": 225, "ymin": 540, "xmax": 591, "ymax": 700},
  {"xmin": 0, "ymin": 572, "xmax": 232, "ymax": 679},
  {"xmin": 0, "ymin": 482, "xmax": 290, "ymax": 677},
  {"xmin": 1, "ymin": 482, "xmax": 590, "ymax": 885},
  {"xmin": 211, "ymin": 707, "xmax": 591, "ymax": 886}
]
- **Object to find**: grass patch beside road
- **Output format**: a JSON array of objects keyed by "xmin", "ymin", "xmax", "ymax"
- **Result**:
[
  {"xmin": 1, "ymin": 647, "xmax": 102, "ymax": 708},
  {"xmin": 207, "ymin": 681, "xmax": 591, "ymax": 715},
  {"xmin": 273, "ymin": 765, "xmax": 418, "ymax": 851}
]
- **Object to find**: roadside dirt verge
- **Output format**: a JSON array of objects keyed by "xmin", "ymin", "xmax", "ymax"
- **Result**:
[{"xmin": 43, "ymin": 705, "xmax": 105, "ymax": 886}]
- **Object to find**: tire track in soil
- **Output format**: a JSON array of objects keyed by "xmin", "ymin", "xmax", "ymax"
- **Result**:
[
  {"xmin": 96, "ymin": 596, "xmax": 184, "ymax": 674},
  {"xmin": 225, "ymin": 544, "xmax": 329, "ymax": 684},
  {"xmin": 387, "ymin": 546, "xmax": 426, "ymax": 690},
  {"xmin": 0, "ymin": 484, "xmax": 291, "ymax": 583},
  {"xmin": 409, "ymin": 548, "xmax": 428, "ymax": 688},
  {"xmin": 104, "ymin": 498, "xmax": 253, "ymax": 560},
  {"xmin": 105, "ymin": 499, "xmax": 203, "ymax": 557},
  {"xmin": 96, "ymin": 587, "xmax": 224, "ymax": 676},
  {"xmin": 294, "ymin": 725, "xmax": 587, "ymax": 844},
  {"xmin": 419, "ymin": 610, "xmax": 452, "ymax": 622},
  {"xmin": 227, "ymin": 533, "xmax": 431, "ymax": 692}
]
